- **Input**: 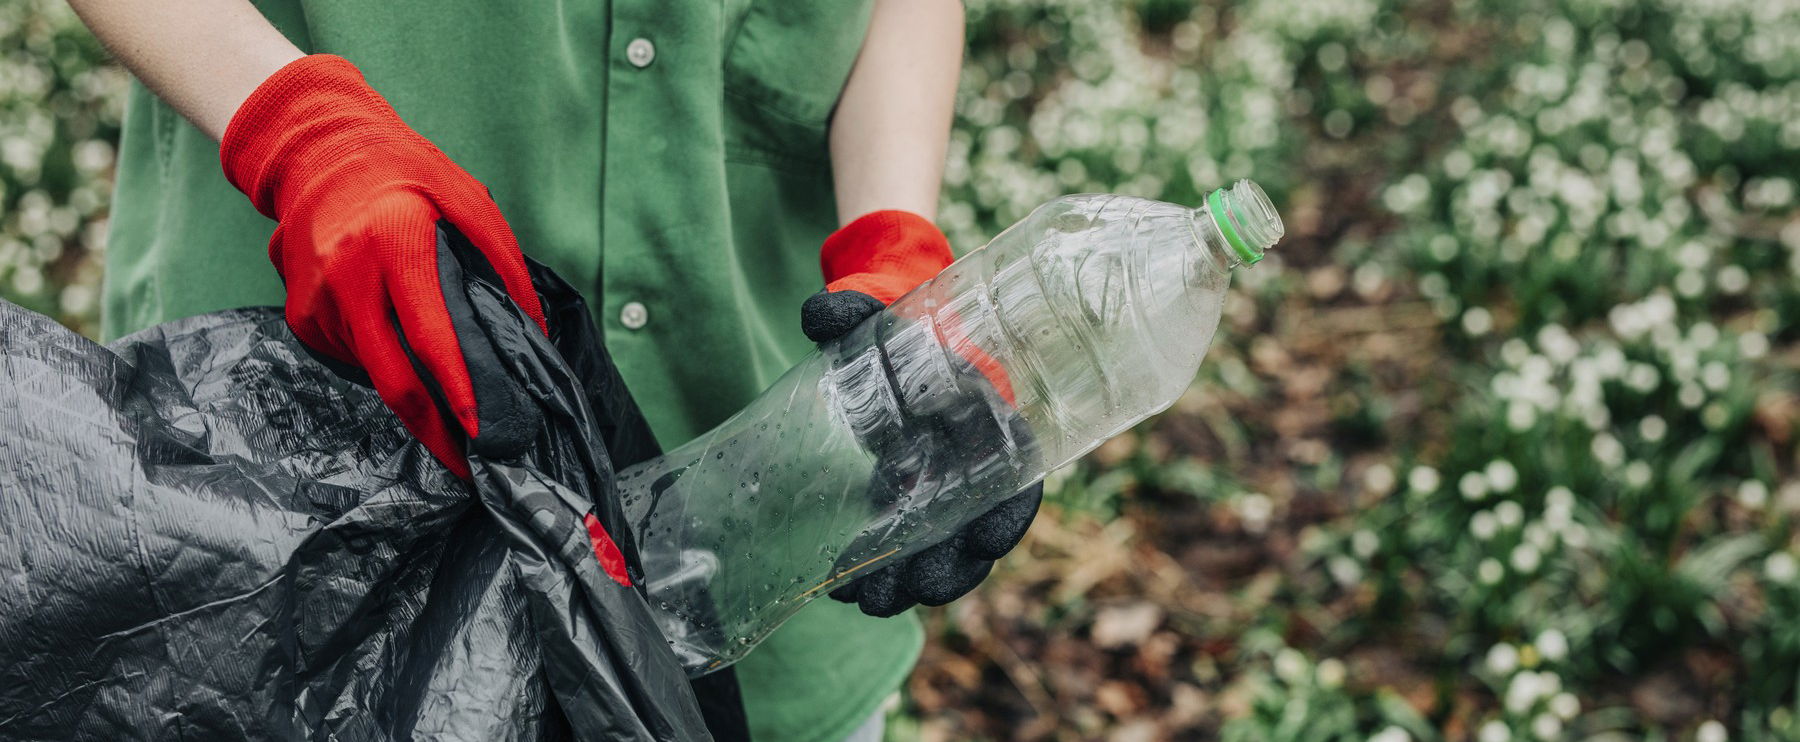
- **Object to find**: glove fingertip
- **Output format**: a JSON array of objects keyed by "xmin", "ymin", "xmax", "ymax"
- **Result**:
[
  {"xmin": 827, "ymin": 581, "xmax": 862, "ymax": 604},
  {"xmin": 902, "ymin": 540, "xmax": 992, "ymax": 606},
  {"xmin": 800, "ymin": 289, "xmax": 885, "ymax": 344},
  {"xmin": 854, "ymin": 567, "xmax": 915, "ymax": 618},
  {"xmin": 360, "ymin": 332, "xmax": 473, "ymax": 479},
  {"xmin": 965, "ymin": 482, "xmax": 1044, "ymax": 560},
  {"xmin": 911, "ymin": 559, "xmax": 993, "ymax": 607}
]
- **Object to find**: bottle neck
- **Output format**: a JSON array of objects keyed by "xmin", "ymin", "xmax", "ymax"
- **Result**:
[
  {"xmin": 1188, "ymin": 207, "xmax": 1249, "ymax": 273},
  {"xmin": 1191, "ymin": 179, "xmax": 1284, "ymax": 270}
]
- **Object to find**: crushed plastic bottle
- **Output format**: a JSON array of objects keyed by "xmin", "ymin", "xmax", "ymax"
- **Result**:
[{"xmin": 620, "ymin": 181, "xmax": 1284, "ymax": 675}]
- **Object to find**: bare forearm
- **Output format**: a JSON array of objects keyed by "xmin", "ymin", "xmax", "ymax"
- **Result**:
[
  {"xmin": 66, "ymin": 0, "xmax": 301, "ymax": 140},
  {"xmin": 829, "ymin": 0, "xmax": 963, "ymax": 225}
]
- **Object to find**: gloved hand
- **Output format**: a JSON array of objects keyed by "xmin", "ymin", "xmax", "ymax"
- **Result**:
[
  {"xmin": 221, "ymin": 54, "xmax": 545, "ymax": 478},
  {"xmin": 802, "ymin": 209, "xmax": 1044, "ymax": 617}
]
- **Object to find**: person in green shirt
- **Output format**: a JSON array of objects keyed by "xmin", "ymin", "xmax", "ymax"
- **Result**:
[{"xmin": 67, "ymin": 0, "xmax": 1044, "ymax": 740}]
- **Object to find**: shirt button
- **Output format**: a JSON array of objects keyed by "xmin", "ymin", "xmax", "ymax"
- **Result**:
[
  {"xmin": 619, "ymin": 301, "xmax": 649, "ymax": 330},
  {"xmin": 626, "ymin": 38, "xmax": 656, "ymax": 68}
]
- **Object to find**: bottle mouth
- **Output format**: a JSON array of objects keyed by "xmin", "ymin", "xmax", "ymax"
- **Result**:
[{"xmin": 1206, "ymin": 179, "xmax": 1284, "ymax": 265}]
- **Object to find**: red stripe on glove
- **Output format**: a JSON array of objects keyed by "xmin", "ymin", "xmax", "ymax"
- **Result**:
[{"xmin": 583, "ymin": 513, "xmax": 633, "ymax": 587}]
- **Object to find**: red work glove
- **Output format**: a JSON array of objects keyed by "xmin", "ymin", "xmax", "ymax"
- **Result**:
[
  {"xmin": 799, "ymin": 210, "xmax": 955, "ymax": 343},
  {"xmin": 800, "ymin": 210, "xmax": 1042, "ymax": 617},
  {"xmin": 221, "ymin": 54, "xmax": 546, "ymax": 478}
]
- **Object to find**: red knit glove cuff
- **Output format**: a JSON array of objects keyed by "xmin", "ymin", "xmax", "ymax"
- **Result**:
[
  {"xmin": 220, "ymin": 54, "xmax": 410, "ymax": 218},
  {"xmin": 820, "ymin": 210, "xmax": 954, "ymax": 305}
]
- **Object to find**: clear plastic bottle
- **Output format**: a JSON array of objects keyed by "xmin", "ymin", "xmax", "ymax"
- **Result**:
[{"xmin": 618, "ymin": 180, "xmax": 1284, "ymax": 675}]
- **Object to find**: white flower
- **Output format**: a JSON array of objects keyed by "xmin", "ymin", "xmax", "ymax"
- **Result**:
[
  {"xmin": 1581, "ymin": 404, "xmax": 1611, "ymax": 432},
  {"xmin": 1487, "ymin": 460, "xmax": 1520, "ymax": 492},
  {"xmin": 1505, "ymin": 671, "xmax": 1555, "ymax": 713},
  {"xmin": 1472, "ymin": 511, "xmax": 1500, "ymax": 540},
  {"xmin": 1370, "ymin": 726, "xmax": 1412, "ymax": 742},
  {"xmin": 1464, "ymin": 307, "xmax": 1495, "ymax": 335},
  {"xmin": 1274, "ymin": 648, "xmax": 1308, "ymax": 684},
  {"xmin": 1409, "ymin": 466, "xmax": 1441, "ymax": 493},
  {"xmin": 1679, "ymin": 383, "xmax": 1706, "ymax": 409},
  {"xmin": 1697, "ymin": 719, "xmax": 1728, "ymax": 742},
  {"xmin": 1738, "ymin": 481, "xmax": 1770, "ymax": 509},
  {"xmin": 72, "ymin": 139, "xmax": 114, "ymax": 174},
  {"xmin": 1238, "ymin": 493, "xmax": 1273, "ymax": 534},
  {"xmin": 1479, "ymin": 558, "xmax": 1506, "ymax": 585},
  {"xmin": 1701, "ymin": 362, "xmax": 1731, "ymax": 392},
  {"xmin": 1316, "ymin": 657, "xmax": 1347, "ymax": 689},
  {"xmin": 1546, "ymin": 486, "xmax": 1575, "ymax": 513},
  {"xmin": 1353, "ymin": 529, "xmax": 1381, "ymax": 559},
  {"xmin": 1364, "ymin": 463, "xmax": 1397, "ymax": 494},
  {"xmin": 1479, "ymin": 719, "xmax": 1512, "ymax": 742},
  {"xmin": 1624, "ymin": 461, "xmax": 1653, "ymax": 489},
  {"xmin": 1486, "ymin": 643, "xmax": 1520, "ymax": 674},
  {"xmin": 1520, "ymin": 355, "xmax": 1554, "ymax": 384},
  {"xmin": 1329, "ymin": 556, "xmax": 1364, "ymax": 586},
  {"xmin": 1496, "ymin": 501, "xmax": 1525, "ymax": 528},
  {"xmin": 1590, "ymin": 434, "xmax": 1625, "ymax": 468},
  {"xmin": 1353, "ymin": 263, "xmax": 1386, "ymax": 298},
  {"xmin": 1419, "ymin": 272, "xmax": 1450, "ymax": 299},
  {"xmin": 1717, "ymin": 265, "xmax": 1749, "ymax": 294},
  {"xmin": 1537, "ymin": 324, "xmax": 1580, "ymax": 364},
  {"xmin": 1765, "ymin": 552, "xmax": 1798, "ymax": 583},
  {"xmin": 1535, "ymin": 629, "xmax": 1569, "ymax": 661},
  {"xmin": 1502, "ymin": 338, "xmax": 1531, "ymax": 366},
  {"xmin": 1530, "ymin": 713, "xmax": 1563, "ymax": 740},
  {"xmin": 1524, "ymin": 522, "xmax": 1556, "ymax": 551},
  {"xmin": 1507, "ymin": 402, "xmax": 1538, "ymax": 431},
  {"xmin": 1511, "ymin": 543, "xmax": 1543, "ymax": 573},
  {"xmin": 1560, "ymin": 524, "xmax": 1590, "ymax": 549},
  {"xmin": 12, "ymin": 267, "xmax": 44, "ymax": 295},
  {"xmin": 1690, "ymin": 322, "xmax": 1720, "ymax": 349},
  {"xmin": 1461, "ymin": 472, "xmax": 1491, "ymax": 501},
  {"xmin": 1594, "ymin": 346, "xmax": 1627, "ymax": 379},
  {"xmin": 1676, "ymin": 270, "xmax": 1706, "ymax": 297},
  {"xmin": 1639, "ymin": 415, "xmax": 1668, "ymax": 442},
  {"xmin": 1739, "ymin": 331, "xmax": 1770, "ymax": 360},
  {"xmin": 1549, "ymin": 692, "xmax": 1580, "ymax": 720}
]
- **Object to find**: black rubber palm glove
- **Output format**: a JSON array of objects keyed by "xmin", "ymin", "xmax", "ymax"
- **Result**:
[{"xmin": 802, "ymin": 288, "xmax": 1045, "ymax": 618}]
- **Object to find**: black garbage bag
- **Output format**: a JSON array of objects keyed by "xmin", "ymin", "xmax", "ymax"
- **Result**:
[{"xmin": 0, "ymin": 242, "xmax": 730, "ymax": 741}]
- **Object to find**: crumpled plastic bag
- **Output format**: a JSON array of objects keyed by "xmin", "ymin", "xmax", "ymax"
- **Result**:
[{"xmin": 0, "ymin": 253, "xmax": 726, "ymax": 741}]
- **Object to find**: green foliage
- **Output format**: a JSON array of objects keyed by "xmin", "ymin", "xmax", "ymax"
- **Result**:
[{"xmin": 0, "ymin": 0, "xmax": 122, "ymax": 336}]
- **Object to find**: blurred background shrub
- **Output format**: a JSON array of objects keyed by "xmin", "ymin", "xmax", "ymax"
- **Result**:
[
  {"xmin": 5, "ymin": 0, "xmax": 1798, "ymax": 739},
  {"xmin": 0, "ymin": 0, "xmax": 118, "ymax": 336}
]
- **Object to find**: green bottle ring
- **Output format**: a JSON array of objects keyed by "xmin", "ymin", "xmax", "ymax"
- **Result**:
[{"xmin": 1208, "ymin": 188, "xmax": 1262, "ymax": 265}]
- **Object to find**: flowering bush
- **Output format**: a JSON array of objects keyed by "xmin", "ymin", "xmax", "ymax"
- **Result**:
[
  {"xmin": 0, "ymin": 0, "xmax": 120, "ymax": 336},
  {"xmin": 934, "ymin": 0, "xmax": 1798, "ymax": 739}
]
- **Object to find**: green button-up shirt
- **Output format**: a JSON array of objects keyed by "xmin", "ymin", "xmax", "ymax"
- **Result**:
[{"xmin": 102, "ymin": 2, "xmax": 922, "ymax": 740}]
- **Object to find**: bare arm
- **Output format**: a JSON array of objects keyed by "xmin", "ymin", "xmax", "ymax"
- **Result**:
[
  {"xmin": 829, "ymin": 0, "xmax": 964, "ymax": 224},
  {"xmin": 66, "ymin": 0, "xmax": 302, "ymax": 140}
]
